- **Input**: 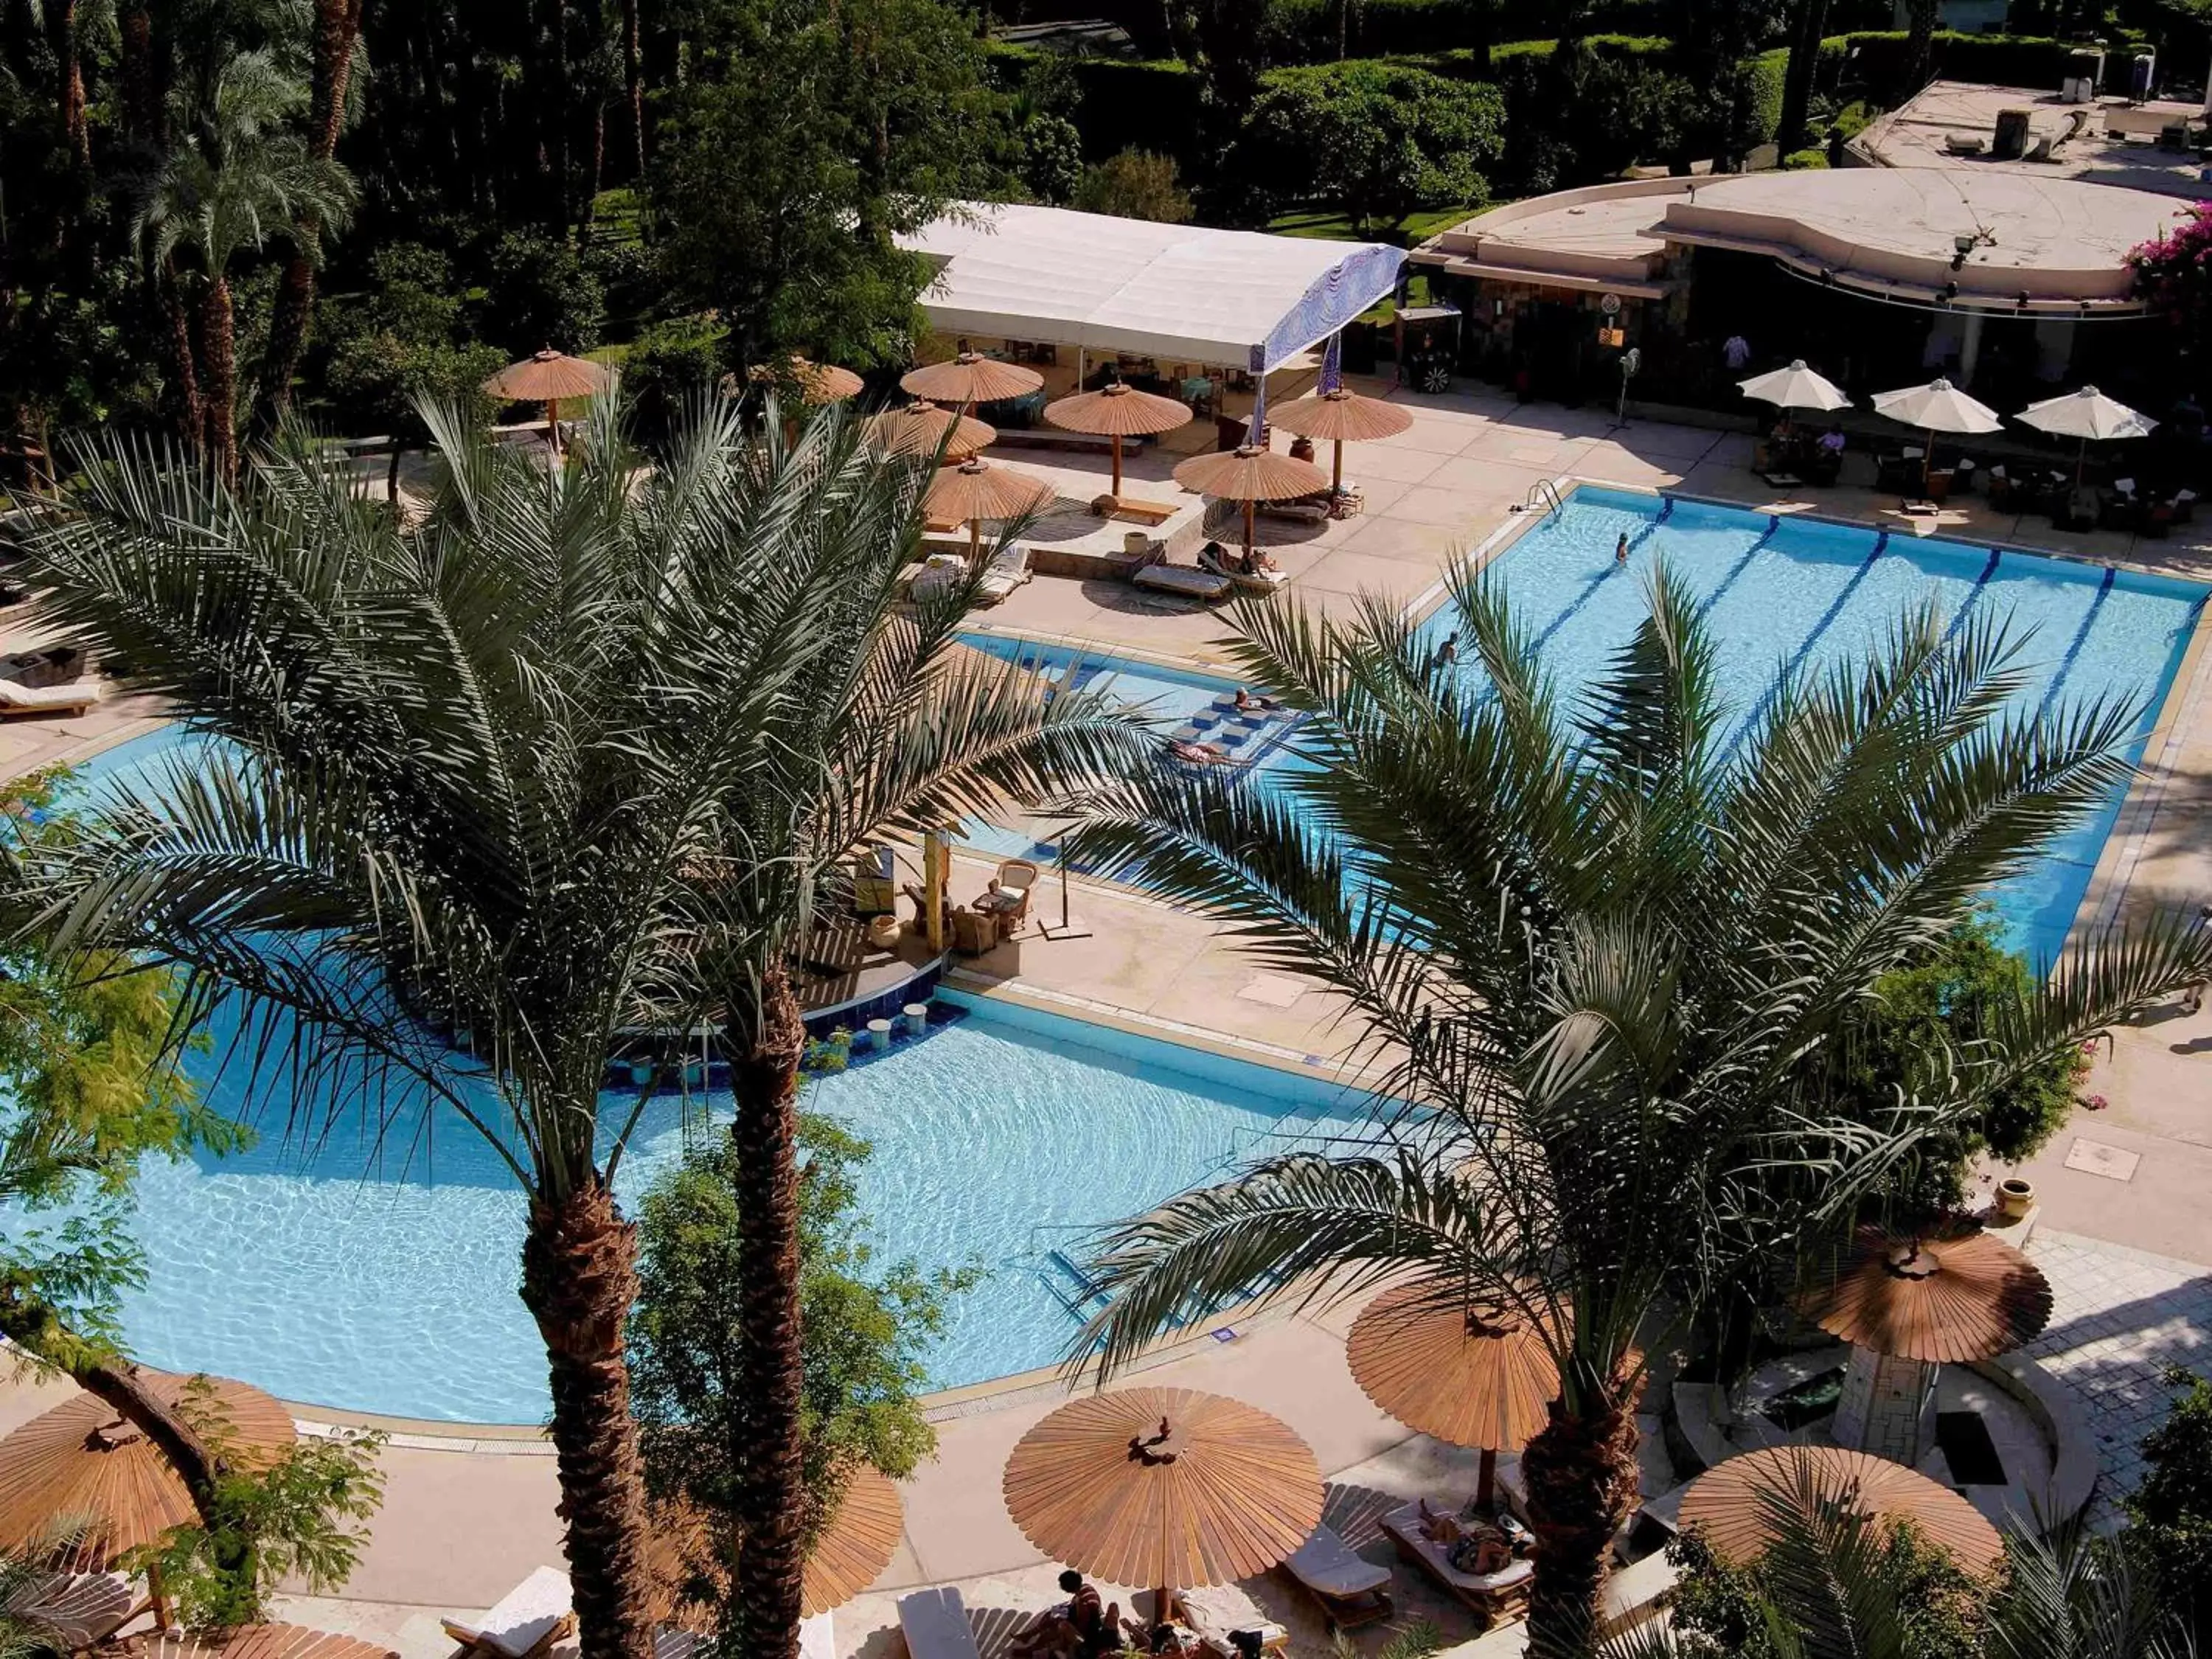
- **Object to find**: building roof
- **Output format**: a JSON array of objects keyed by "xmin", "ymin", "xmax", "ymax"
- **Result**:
[
  {"xmin": 1852, "ymin": 80, "xmax": 2212, "ymax": 200},
  {"xmin": 1413, "ymin": 165, "xmax": 2190, "ymax": 313},
  {"xmin": 1660, "ymin": 167, "xmax": 2189, "ymax": 307},
  {"xmin": 900, "ymin": 204, "xmax": 1406, "ymax": 372}
]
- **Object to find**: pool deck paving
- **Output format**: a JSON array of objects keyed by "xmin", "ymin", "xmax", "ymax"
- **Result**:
[{"xmin": 3, "ymin": 388, "xmax": 2210, "ymax": 1657}]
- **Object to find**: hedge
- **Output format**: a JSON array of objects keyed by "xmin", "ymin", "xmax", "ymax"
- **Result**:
[
  {"xmin": 1813, "ymin": 29, "xmax": 2154, "ymax": 103},
  {"xmin": 987, "ymin": 43, "xmax": 1202, "ymax": 162}
]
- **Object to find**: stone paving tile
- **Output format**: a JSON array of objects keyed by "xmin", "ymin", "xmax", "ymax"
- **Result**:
[{"xmin": 2023, "ymin": 1228, "xmax": 2212, "ymax": 1529}]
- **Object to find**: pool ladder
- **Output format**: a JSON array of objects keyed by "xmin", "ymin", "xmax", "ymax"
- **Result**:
[{"xmin": 1521, "ymin": 480, "xmax": 1565, "ymax": 518}]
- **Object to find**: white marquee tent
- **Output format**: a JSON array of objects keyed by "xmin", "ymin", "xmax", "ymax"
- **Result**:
[{"xmin": 900, "ymin": 204, "xmax": 1407, "ymax": 375}]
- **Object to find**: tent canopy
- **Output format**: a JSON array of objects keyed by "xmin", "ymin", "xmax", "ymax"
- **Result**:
[{"xmin": 902, "ymin": 204, "xmax": 1406, "ymax": 375}]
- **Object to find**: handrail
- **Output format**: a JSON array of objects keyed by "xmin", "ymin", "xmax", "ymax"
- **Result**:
[{"xmin": 1523, "ymin": 479, "xmax": 1565, "ymax": 518}]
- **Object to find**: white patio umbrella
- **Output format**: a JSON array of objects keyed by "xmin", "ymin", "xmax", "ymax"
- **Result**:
[
  {"xmin": 1737, "ymin": 359, "xmax": 1851, "ymax": 413},
  {"xmin": 1870, "ymin": 377, "xmax": 2002, "ymax": 490},
  {"xmin": 2016, "ymin": 386, "xmax": 2157, "ymax": 488}
]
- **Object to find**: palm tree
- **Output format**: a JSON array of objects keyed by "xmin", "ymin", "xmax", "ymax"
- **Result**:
[
  {"xmin": 633, "ymin": 408, "xmax": 1151, "ymax": 1659},
  {"xmin": 1635, "ymin": 1455, "xmax": 2187, "ymax": 1659},
  {"xmin": 254, "ymin": 0, "xmax": 367, "ymax": 425},
  {"xmin": 133, "ymin": 49, "xmax": 354, "ymax": 480},
  {"xmin": 1065, "ymin": 566, "xmax": 2211, "ymax": 1654},
  {"xmin": 10, "ymin": 395, "xmax": 1140, "ymax": 1659}
]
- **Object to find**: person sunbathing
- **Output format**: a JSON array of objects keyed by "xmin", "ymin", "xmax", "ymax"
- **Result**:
[
  {"xmin": 1232, "ymin": 687, "xmax": 1281, "ymax": 713},
  {"xmin": 1166, "ymin": 738, "xmax": 1233, "ymax": 765}
]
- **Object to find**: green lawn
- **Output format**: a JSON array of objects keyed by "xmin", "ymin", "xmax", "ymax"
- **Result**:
[{"xmin": 1267, "ymin": 203, "xmax": 1478, "ymax": 247}]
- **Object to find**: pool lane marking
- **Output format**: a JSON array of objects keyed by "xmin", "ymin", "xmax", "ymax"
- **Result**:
[
  {"xmin": 1731, "ymin": 531, "xmax": 1889, "ymax": 751},
  {"xmin": 1940, "ymin": 548, "xmax": 2005, "ymax": 645},
  {"xmin": 2034, "ymin": 566, "xmax": 2118, "ymax": 725},
  {"xmin": 1526, "ymin": 499, "xmax": 1674, "ymax": 660},
  {"xmin": 1693, "ymin": 515, "xmax": 1781, "ymax": 622}
]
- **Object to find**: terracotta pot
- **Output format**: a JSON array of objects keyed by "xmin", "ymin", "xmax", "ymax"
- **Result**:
[{"xmin": 1995, "ymin": 1178, "xmax": 2035, "ymax": 1222}]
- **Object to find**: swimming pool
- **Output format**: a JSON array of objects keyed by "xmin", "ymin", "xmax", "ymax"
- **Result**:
[
  {"xmin": 60, "ymin": 966, "xmax": 1374, "ymax": 1421},
  {"xmin": 1442, "ymin": 487, "xmax": 2207, "ymax": 964},
  {"xmin": 960, "ymin": 488, "xmax": 2207, "ymax": 964}
]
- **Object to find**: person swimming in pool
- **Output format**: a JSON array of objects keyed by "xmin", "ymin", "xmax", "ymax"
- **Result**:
[
  {"xmin": 1233, "ymin": 686, "xmax": 1281, "ymax": 713},
  {"xmin": 1615, "ymin": 532, "xmax": 1630, "ymax": 565}
]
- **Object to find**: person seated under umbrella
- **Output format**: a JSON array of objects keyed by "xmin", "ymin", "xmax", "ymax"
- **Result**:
[{"xmin": 1011, "ymin": 1571, "xmax": 1122, "ymax": 1659}]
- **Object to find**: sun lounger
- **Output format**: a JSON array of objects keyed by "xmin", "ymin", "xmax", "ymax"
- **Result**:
[
  {"xmin": 1164, "ymin": 1586, "xmax": 1287, "ymax": 1659},
  {"xmin": 1380, "ymin": 1502, "xmax": 1534, "ymax": 1624},
  {"xmin": 6, "ymin": 1571, "xmax": 134, "ymax": 1650},
  {"xmin": 907, "ymin": 554, "xmax": 967, "ymax": 601},
  {"xmin": 897, "ymin": 1587, "xmax": 984, "ymax": 1659},
  {"xmin": 798, "ymin": 1611, "xmax": 834, "ymax": 1659},
  {"xmin": 1107, "ymin": 497, "xmax": 1179, "ymax": 526},
  {"xmin": 977, "ymin": 543, "xmax": 1032, "ymax": 605},
  {"xmin": 442, "ymin": 1565, "xmax": 575, "ymax": 1659},
  {"xmin": 1132, "ymin": 563, "xmax": 1231, "ymax": 603},
  {"xmin": 1281, "ymin": 1526, "xmax": 1394, "ymax": 1628},
  {"xmin": 0, "ymin": 676, "xmax": 99, "ymax": 717},
  {"xmin": 1197, "ymin": 545, "xmax": 1288, "ymax": 593}
]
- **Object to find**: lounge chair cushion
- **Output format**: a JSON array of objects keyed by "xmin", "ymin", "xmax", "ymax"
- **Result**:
[
  {"xmin": 1175, "ymin": 1585, "xmax": 1287, "ymax": 1656},
  {"xmin": 1381, "ymin": 1504, "xmax": 1534, "ymax": 1595},
  {"xmin": 445, "ymin": 1565, "xmax": 574, "ymax": 1659},
  {"xmin": 0, "ymin": 678, "xmax": 100, "ymax": 712},
  {"xmin": 897, "ymin": 1587, "xmax": 984, "ymax": 1659},
  {"xmin": 1284, "ymin": 1526, "xmax": 1392, "ymax": 1599},
  {"xmin": 6, "ymin": 1571, "xmax": 133, "ymax": 1649},
  {"xmin": 1133, "ymin": 564, "xmax": 1232, "ymax": 601}
]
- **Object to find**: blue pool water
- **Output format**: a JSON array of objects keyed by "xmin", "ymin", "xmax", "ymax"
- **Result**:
[
  {"xmin": 32, "ymin": 915, "xmax": 1374, "ymax": 1420},
  {"xmin": 1438, "ymin": 487, "xmax": 2207, "ymax": 964},
  {"xmin": 961, "ymin": 490, "xmax": 2205, "ymax": 966}
]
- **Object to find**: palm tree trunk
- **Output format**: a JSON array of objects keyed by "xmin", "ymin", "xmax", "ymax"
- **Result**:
[
  {"xmin": 1776, "ymin": 0, "xmax": 1828, "ymax": 154},
  {"xmin": 1902, "ymin": 0, "xmax": 1938, "ymax": 96},
  {"xmin": 621, "ymin": 0, "xmax": 645, "ymax": 180},
  {"xmin": 201, "ymin": 276, "xmax": 238, "ymax": 484},
  {"xmin": 1517, "ymin": 1395, "xmax": 1641, "ymax": 1653},
  {"xmin": 727, "ymin": 964, "xmax": 809, "ymax": 1659},
  {"xmin": 119, "ymin": 4, "xmax": 159, "ymax": 149},
  {"xmin": 254, "ymin": 0, "xmax": 364, "ymax": 427},
  {"xmin": 520, "ymin": 1176, "xmax": 658, "ymax": 1659},
  {"xmin": 160, "ymin": 271, "xmax": 204, "ymax": 454},
  {"xmin": 47, "ymin": 0, "xmax": 89, "ymax": 167}
]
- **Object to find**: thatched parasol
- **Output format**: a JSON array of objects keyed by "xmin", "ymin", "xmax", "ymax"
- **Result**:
[
  {"xmin": 1043, "ymin": 383, "xmax": 1192, "ymax": 503},
  {"xmin": 482, "ymin": 350, "xmax": 613, "ymax": 454},
  {"xmin": 1172, "ymin": 445, "xmax": 1330, "ymax": 561},
  {"xmin": 750, "ymin": 356, "xmax": 866, "ymax": 406},
  {"xmin": 1678, "ymin": 1445, "xmax": 2004, "ymax": 1578},
  {"xmin": 866, "ymin": 402, "xmax": 996, "ymax": 462},
  {"xmin": 650, "ymin": 1466, "xmax": 904, "ymax": 1627},
  {"xmin": 1266, "ymin": 388, "xmax": 1414, "ymax": 498},
  {"xmin": 0, "ymin": 1371, "xmax": 296, "ymax": 1571},
  {"xmin": 901, "ymin": 351, "xmax": 1043, "ymax": 411},
  {"xmin": 1001, "ymin": 1387, "xmax": 1322, "ymax": 1612},
  {"xmin": 1801, "ymin": 1222, "xmax": 2053, "ymax": 1365},
  {"xmin": 923, "ymin": 458, "xmax": 1058, "ymax": 556},
  {"xmin": 143, "ymin": 1624, "xmax": 399, "ymax": 1659},
  {"xmin": 1346, "ymin": 1284, "xmax": 1558, "ymax": 1512}
]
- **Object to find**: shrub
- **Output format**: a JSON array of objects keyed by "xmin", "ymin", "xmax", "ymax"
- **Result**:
[
  {"xmin": 2126, "ymin": 1367, "xmax": 2212, "ymax": 1650},
  {"xmin": 1234, "ymin": 60, "xmax": 1503, "ymax": 234},
  {"xmin": 1666, "ymin": 1522, "xmax": 1988, "ymax": 1659},
  {"xmin": 620, "ymin": 316, "xmax": 724, "ymax": 450},
  {"xmin": 1782, "ymin": 145, "xmax": 1829, "ymax": 167},
  {"xmin": 1020, "ymin": 112, "xmax": 1087, "ymax": 204},
  {"xmin": 481, "ymin": 230, "xmax": 605, "ymax": 358},
  {"xmin": 1073, "ymin": 149, "xmax": 1195, "ymax": 223}
]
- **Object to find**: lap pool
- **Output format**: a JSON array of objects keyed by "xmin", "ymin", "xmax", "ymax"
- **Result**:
[{"xmin": 964, "ymin": 484, "xmax": 2208, "ymax": 967}]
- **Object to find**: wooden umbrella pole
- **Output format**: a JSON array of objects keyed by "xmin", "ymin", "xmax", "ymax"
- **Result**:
[
  {"xmin": 548, "ymin": 397, "xmax": 562, "ymax": 454},
  {"xmin": 1242, "ymin": 498, "xmax": 1256, "ymax": 559},
  {"xmin": 1332, "ymin": 438, "xmax": 1345, "ymax": 496},
  {"xmin": 1475, "ymin": 1447, "xmax": 1497, "ymax": 1513},
  {"xmin": 1111, "ymin": 432, "xmax": 1124, "ymax": 498},
  {"xmin": 970, "ymin": 518, "xmax": 983, "ymax": 560}
]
